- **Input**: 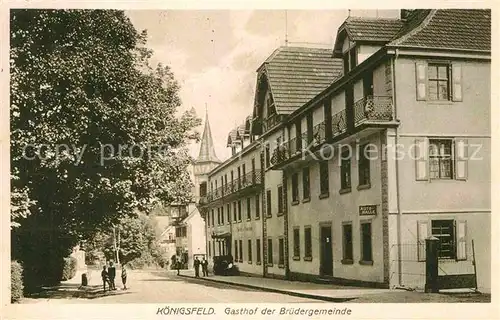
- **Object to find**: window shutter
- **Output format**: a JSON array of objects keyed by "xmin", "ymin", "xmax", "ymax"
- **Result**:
[
  {"xmin": 456, "ymin": 220, "xmax": 467, "ymax": 261},
  {"xmin": 452, "ymin": 63, "xmax": 463, "ymax": 102},
  {"xmin": 415, "ymin": 138, "xmax": 429, "ymax": 181},
  {"xmin": 415, "ymin": 61, "xmax": 427, "ymax": 101},
  {"xmin": 417, "ymin": 220, "xmax": 429, "ymax": 262},
  {"xmin": 454, "ymin": 138, "xmax": 468, "ymax": 180}
]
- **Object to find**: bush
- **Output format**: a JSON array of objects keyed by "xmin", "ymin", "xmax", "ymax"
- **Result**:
[
  {"xmin": 61, "ymin": 256, "xmax": 77, "ymax": 281},
  {"xmin": 11, "ymin": 260, "xmax": 24, "ymax": 303}
]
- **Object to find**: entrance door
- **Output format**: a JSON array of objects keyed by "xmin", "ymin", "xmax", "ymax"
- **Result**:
[{"xmin": 320, "ymin": 226, "xmax": 333, "ymax": 277}]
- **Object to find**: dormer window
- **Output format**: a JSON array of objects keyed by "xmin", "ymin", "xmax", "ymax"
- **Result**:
[{"xmin": 343, "ymin": 45, "xmax": 357, "ymax": 74}]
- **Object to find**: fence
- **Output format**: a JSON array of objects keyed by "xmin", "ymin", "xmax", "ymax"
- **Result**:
[{"xmin": 391, "ymin": 240, "xmax": 477, "ymax": 291}]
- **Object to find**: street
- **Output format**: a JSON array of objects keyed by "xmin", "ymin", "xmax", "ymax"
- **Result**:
[{"xmin": 25, "ymin": 270, "xmax": 323, "ymax": 304}]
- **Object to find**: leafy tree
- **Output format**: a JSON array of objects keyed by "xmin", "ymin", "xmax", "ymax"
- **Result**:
[{"xmin": 10, "ymin": 9, "xmax": 200, "ymax": 291}]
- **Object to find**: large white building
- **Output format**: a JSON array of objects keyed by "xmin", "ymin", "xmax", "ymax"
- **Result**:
[{"xmin": 197, "ymin": 9, "xmax": 491, "ymax": 293}]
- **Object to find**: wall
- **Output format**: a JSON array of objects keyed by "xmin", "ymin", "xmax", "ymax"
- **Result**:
[
  {"xmin": 287, "ymin": 132, "xmax": 386, "ymax": 284},
  {"xmin": 358, "ymin": 45, "xmax": 382, "ymax": 65},
  {"xmin": 390, "ymin": 57, "xmax": 491, "ymax": 292}
]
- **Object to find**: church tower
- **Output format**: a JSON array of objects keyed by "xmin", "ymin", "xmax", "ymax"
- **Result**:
[{"xmin": 193, "ymin": 110, "xmax": 221, "ymax": 203}]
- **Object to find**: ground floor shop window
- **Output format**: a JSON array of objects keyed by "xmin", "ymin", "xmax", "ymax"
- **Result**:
[
  {"xmin": 256, "ymin": 239, "xmax": 261, "ymax": 265},
  {"xmin": 239, "ymin": 240, "xmax": 243, "ymax": 262},
  {"xmin": 267, "ymin": 239, "xmax": 273, "ymax": 266},
  {"xmin": 342, "ymin": 222, "xmax": 353, "ymax": 264},
  {"xmin": 360, "ymin": 222, "xmax": 373, "ymax": 264},
  {"xmin": 278, "ymin": 238, "xmax": 284, "ymax": 267},
  {"xmin": 304, "ymin": 226, "xmax": 312, "ymax": 261},
  {"xmin": 293, "ymin": 228, "xmax": 300, "ymax": 259}
]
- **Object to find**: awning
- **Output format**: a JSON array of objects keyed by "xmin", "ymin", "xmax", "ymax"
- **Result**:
[{"xmin": 211, "ymin": 231, "xmax": 231, "ymax": 239}]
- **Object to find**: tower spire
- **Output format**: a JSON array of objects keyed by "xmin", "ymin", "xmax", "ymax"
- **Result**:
[{"xmin": 197, "ymin": 107, "xmax": 221, "ymax": 164}]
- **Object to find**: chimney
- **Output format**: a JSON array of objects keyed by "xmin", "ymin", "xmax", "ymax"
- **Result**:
[{"xmin": 400, "ymin": 9, "xmax": 413, "ymax": 20}]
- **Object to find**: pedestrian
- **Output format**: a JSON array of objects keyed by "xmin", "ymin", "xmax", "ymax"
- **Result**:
[
  {"xmin": 108, "ymin": 261, "xmax": 116, "ymax": 290},
  {"xmin": 121, "ymin": 263, "xmax": 128, "ymax": 290},
  {"xmin": 201, "ymin": 257, "xmax": 208, "ymax": 277},
  {"xmin": 194, "ymin": 256, "xmax": 201, "ymax": 278},
  {"xmin": 101, "ymin": 265, "xmax": 109, "ymax": 292},
  {"xmin": 176, "ymin": 256, "xmax": 181, "ymax": 275}
]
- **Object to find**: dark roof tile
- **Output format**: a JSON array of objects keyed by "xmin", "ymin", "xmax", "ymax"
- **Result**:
[
  {"xmin": 263, "ymin": 46, "xmax": 343, "ymax": 114},
  {"xmin": 389, "ymin": 9, "xmax": 491, "ymax": 51},
  {"xmin": 343, "ymin": 17, "xmax": 405, "ymax": 42}
]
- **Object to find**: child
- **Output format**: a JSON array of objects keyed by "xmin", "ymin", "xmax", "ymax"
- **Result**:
[
  {"xmin": 121, "ymin": 264, "xmax": 128, "ymax": 290},
  {"xmin": 101, "ymin": 266, "xmax": 109, "ymax": 292}
]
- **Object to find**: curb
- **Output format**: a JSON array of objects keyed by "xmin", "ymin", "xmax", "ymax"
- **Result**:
[{"xmin": 178, "ymin": 275, "xmax": 354, "ymax": 303}]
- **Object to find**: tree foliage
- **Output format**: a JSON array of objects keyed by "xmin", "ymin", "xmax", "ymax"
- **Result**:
[{"xmin": 10, "ymin": 9, "xmax": 200, "ymax": 290}]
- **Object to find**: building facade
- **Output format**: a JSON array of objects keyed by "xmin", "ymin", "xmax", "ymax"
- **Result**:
[{"xmin": 198, "ymin": 9, "xmax": 491, "ymax": 292}]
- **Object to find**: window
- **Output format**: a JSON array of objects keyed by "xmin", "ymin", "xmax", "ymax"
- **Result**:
[
  {"xmin": 418, "ymin": 219, "xmax": 467, "ymax": 261},
  {"xmin": 256, "ymin": 239, "xmax": 262, "ymax": 264},
  {"xmin": 267, "ymin": 239, "xmax": 273, "ymax": 265},
  {"xmin": 304, "ymin": 227, "xmax": 312, "ymax": 260},
  {"xmin": 246, "ymin": 198, "xmax": 251, "ymax": 220},
  {"xmin": 291, "ymin": 172, "xmax": 299, "ymax": 203},
  {"xmin": 360, "ymin": 222, "xmax": 373, "ymax": 264},
  {"xmin": 416, "ymin": 62, "xmax": 462, "ymax": 102},
  {"xmin": 319, "ymin": 161, "xmax": 329, "ymax": 196},
  {"xmin": 237, "ymin": 200, "xmax": 242, "ymax": 221},
  {"xmin": 207, "ymin": 210, "xmax": 211, "ymax": 226},
  {"xmin": 429, "ymin": 139, "xmax": 453, "ymax": 179},
  {"xmin": 265, "ymin": 144, "xmax": 271, "ymax": 168},
  {"xmin": 342, "ymin": 223, "xmax": 353, "ymax": 264},
  {"xmin": 221, "ymin": 206, "xmax": 224, "ymax": 224},
  {"xmin": 302, "ymin": 167, "xmax": 310, "ymax": 199},
  {"xmin": 211, "ymin": 210, "xmax": 215, "ymax": 227},
  {"xmin": 266, "ymin": 190, "xmax": 272, "ymax": 217},
  {"xmin": 237, "ymin": 167, "xmax": 241, "ymax": 189},
  {"xmin": 242, "ymin": 164, "xmax": 246, "ymax": 185},
  {"xmin": 233, "ymin": 202, "xmax": 237, "ymax": 222},
  {"xmin": 358, "ymin": 144, "xmax": 371, "ymax": 187},
  {"xmin": 213, "ymin": 241, "xmax": 216, "ymax": 257},
  {"xmin": 239, "ymin": 240, "xmax": 243, "ymax": 262},
  {"xmin": 277, "ymin": 186, "xmax": 283, "ymax": 214},
  {"xmin": 208, "ymin": 241, "xmax": 211, "ymax": 257},
  {"xmin": 341, "ymin": 148, "xmax": 351, "ymax": 191},
  {"xmin": 227, "ymin": 204, "xmax": 231, "ymax": 223},
  {"xmin": 255, "ymin": 195, "xmax": 260, "ymax": 219},
  {"xmin": 343, "ymin": 46, "xmax": 357, "ymax": 74},
  {"xmin": 278, "ymin": 238, "xmax": 285, "ymax": 267},
  {"xmin": 428, "ymin": 64, "xmax": 450, "ymax": 101},
  {"xmin": 248, "ymin": 239, "xmax": 252, "ymax": 263},
  {"xmin": 293, "ymin": 228, "xmax": 300, "ymax": 259},
  {"xmin": 217, "ymin": 208, "xmax": 221, "ymax": 225},
  {"xmin": 231, "ymin": 170, "xmax": 234, "ymax": 191},
  {"xmin": 234, "ymin": 240, "xmax": 238, "ymax": 261},
  {"xmin": 431, "ymin": 220, "xmax": 455, "ymax": 259}
]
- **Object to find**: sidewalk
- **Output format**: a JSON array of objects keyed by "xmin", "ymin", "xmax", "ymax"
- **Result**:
[{"xmin": 178, "ymin": 270, "xmax": 389, "ymax": 302}]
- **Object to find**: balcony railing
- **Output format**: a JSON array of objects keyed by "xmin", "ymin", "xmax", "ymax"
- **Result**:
[
  {"xmin": 263, "ymin": 114, "xmax": 286, "ymax": 132},
  {"xmin": 331, "ymin": 108, "xmax": 347, "ymax": 136},
  {"xmin": 312, "ymin": 122, "xmax": 326, "ymax": 145},
  {"xmin": 354, "ymin": 95, "xmax": 393, "ymax": 125},
  {"xmin": 203, "ymin": 169, "xmax": 263, "ymax": 204}
]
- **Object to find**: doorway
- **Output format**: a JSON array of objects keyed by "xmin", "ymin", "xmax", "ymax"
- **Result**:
[{"xmin": 320, "ymin": 225, "xmax": 333, "ymax": 277}]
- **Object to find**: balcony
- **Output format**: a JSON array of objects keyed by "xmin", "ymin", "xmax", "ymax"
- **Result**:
[
  {"xmin": 354, "ymin": 95, "xmax": 393, "ymax": 126},
  {"xmin": 269, "ymin": 97, "xmax": 396, "ymax": 170},
  {"xmin": 263, "ymin": 114, "xmax": 286, "ymax": 132},
  {"xmin": 200, "ymin": 169, "xmax": 263, "ymax": 206}
]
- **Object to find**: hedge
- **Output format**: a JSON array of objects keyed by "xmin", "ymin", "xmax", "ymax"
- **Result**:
[
  {"xmin": 61, "ymin": 256, "xmax": 78, "ymax": 281},
  {"xmin": 11, "ymin": 260, "xmax": 23, "ymax": 303}
]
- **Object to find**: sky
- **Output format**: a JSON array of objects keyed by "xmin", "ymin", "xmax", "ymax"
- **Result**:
[{"xmin": 125, "ymin": 10, "xmax": 400, "ymax": 161}]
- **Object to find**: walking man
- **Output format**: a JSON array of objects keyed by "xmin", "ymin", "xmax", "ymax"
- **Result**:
[
  {"xmin": 201, "ymin": 257, "xmax": 208, "ymax": 277},
  {"xmin": 108, "ymin": 261, "xmax": 116, "ymax": 290},
  {"xmin": 194, "ymin": 257, "xmax": 201, "ymax": 278},
  {"xmin": 121, "ymin": 263, "xmax": 128, "ymax": 290},
  {"xmin": 101, "ymin": 265, "xmax": 109, "ymax": 292},
  {"xmin": 176, "ymin": 256, "xmax": 181, "ymax": 275}
]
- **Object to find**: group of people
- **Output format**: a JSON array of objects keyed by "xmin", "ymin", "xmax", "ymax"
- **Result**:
[
  {"xmin": 175, "ymin": 256, "xmax": 209, "ymax": 277},
  {"xmin": 193, "ymin": 256, "xmax": 209, "ymax": 278},
  {"xmin": 101, "ymin": 261, "xmax": 127, "ymax": 292}
]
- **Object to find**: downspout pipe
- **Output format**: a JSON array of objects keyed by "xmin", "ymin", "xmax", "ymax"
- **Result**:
[{"xmin": 392, "ymin": 48, "xmax": 403, "ymax": 286}]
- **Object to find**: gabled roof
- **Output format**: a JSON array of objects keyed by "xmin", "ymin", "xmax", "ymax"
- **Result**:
[
  {"xmin": 389, "ymin": 9, "xmax": 491, "ymax": 51},
  {"xmin": 197, "ymin": 111, "xmax": 221, "ymax": 164},
  {"xmin": 260, "ymin": 46, "xmax": 343, "ymax": 115},
  {"xmin": 342, "ymin": 17, "xmax": 405, "ymax": 42}
]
